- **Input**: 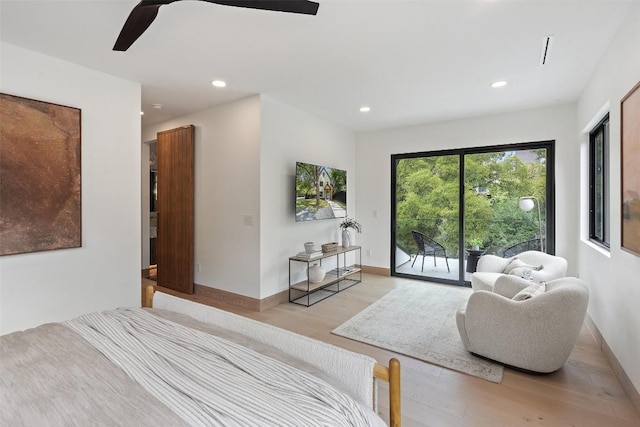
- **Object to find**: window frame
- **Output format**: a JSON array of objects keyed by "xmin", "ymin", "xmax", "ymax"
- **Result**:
[{"xmin": 588, "ymin": 114, "xmax": 610, "ymax": 249}]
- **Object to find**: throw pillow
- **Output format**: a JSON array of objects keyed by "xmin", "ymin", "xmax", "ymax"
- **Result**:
[
  {"xmin": 512, "ymin": 283, "xmax": 546, "ymax": 301},
  {"xmin": 509, "ymin": 265, "xmax": 544, "ymax": 278},
  {"xmin": 502, "ymin": 257, "xmax": 523, "ymax": 274},
  {"xmin": 503, "ymin": 258, "xmax": 543, "ymax": 275}
]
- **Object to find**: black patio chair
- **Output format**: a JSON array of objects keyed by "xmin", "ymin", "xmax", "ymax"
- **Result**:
[
  {"xmin": 503, "ymin": 238, "xmax": 543, "ymax": 257},
  {"xmin": 411, "ymin": 230, "xmax": 450, "ymax": 272}
]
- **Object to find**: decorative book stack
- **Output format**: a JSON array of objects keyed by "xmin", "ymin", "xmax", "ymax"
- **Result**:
[{"xmin": 296, "ymin": 251, "xmax": 323, "ymax": 259}]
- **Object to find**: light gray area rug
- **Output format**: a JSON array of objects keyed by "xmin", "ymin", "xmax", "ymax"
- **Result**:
[{"xmin": 332, "ymin": 282, "xmax": 504, "ymax": 383}]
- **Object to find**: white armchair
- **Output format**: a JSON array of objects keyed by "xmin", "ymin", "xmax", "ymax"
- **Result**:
[
  {"xmin": 457, "ymin": 275, "xmax": 589, "ymax": 373},
  {"xmin": 471, "ymin": 250, "xmax": 568, "ymax": 292}
]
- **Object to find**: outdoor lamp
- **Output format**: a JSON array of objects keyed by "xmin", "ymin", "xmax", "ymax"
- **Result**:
[
  {"xmin": 518, "ymin": 197, "xmax": 535, "ymax": 212},
  {"xmin": 519, "ymin": 196, "xmax": 544, "ymax": 252}
]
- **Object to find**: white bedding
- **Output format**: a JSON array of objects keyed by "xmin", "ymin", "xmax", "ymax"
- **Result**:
[
  {"xmin": 66, "ymin": 308, "xmax": 379, "ymax": 427},
  {"xmin": 152, "ymin": 291, "xmax": 378, "ymax": 407},
  {"xmin": 1, "ymin": 294, "xmax": 387, "ymax": 426}
]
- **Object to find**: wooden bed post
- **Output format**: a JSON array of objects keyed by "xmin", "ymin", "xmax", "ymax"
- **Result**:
[
  {"xmin": 374, "ymin": 358, "xmax": 401, "ymax": 426},
  {"xmin": 389, "ymin": 358, "xmax": 401, "ymax": 427}
]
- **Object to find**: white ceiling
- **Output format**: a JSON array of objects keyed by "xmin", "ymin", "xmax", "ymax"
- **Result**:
[{"xmin": 1, "ymin": 0, "xmax": 636, "ymax": 132}]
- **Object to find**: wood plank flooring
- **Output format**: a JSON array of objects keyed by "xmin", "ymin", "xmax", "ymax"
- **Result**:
[{"xmin": 142, "ymin": 274, "xmax": 640, "ymax": 426}]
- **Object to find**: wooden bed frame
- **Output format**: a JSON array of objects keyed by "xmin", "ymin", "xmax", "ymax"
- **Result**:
[{"xmin": 144, "ymin": 286, "xmax": 401, "ymax": 426}]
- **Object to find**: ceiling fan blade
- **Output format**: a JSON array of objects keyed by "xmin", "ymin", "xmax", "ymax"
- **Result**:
[
  {"xmin": 113, "ymin": 0, "xmax": 319, "ymax": 51},
  {"xmin": 113, "ymin": 1, "xmax": 174, "ymax": 51},
  {"xmin": 208, "ymin": 0, "xmax": 319, "ymax": 15}
]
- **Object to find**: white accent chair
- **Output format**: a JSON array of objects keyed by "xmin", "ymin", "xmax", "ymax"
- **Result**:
[
  {"xmin": 471, "ymin": 250, "xmax": 568, "ymax": 292},
  {"xmin": 456, "ymin": 275, "xmax": 589, "ymax": 373}
]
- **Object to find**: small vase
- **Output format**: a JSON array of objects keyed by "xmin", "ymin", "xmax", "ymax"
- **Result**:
[
  {"xmin": 304, "ymin": 242, "xmax": 315, "ymax": 254},
  {"xmin": 308, "ymin": 264, "xmax": 326, "ymax": 283},
  {"xmin": 342, "ymin": 229, "xmax": 351, "ymax": 248}
]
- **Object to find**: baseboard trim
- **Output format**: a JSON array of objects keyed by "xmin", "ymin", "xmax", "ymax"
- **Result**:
[
  {"xmin": 259, "ymin": 289, "xmax": 289, "ymax": 310},
  {"xmin": 144, "ymin": 279, "xmax": 289, "ymax": 312},
  {"xmin": 585, "ymin": 314, "xmax": 640, "ymax": 417},
  {"xmin": 361, "ymin": 265, "xmax": 391, "ymax": 276},
  {"xmin": 194, "ymin": 284, "xmax": 261, "ymax": 311},
  {"xmin": 193, "ymin": 284, "xmax": 289, "ymax": 312}
]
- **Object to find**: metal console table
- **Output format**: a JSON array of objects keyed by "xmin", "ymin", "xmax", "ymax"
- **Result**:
[{"xmin": 289, "ymin": 245, "xmax": 362, "ymax": 307}]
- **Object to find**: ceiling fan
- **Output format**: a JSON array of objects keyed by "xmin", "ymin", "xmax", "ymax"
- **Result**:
[{"xmin": 113, "ymin": 0, "xmax": 320, "ymax": 51}]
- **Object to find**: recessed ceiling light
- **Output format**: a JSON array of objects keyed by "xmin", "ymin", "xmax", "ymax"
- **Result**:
[
  {"xmin": 491, "ymin": 81, "xmax": 507, "ymax": 88},
  {"xmin": 359, "ymin": 106, "xmax": 371, "ymax": 112},
  {"xmin": 152, "ymin": 103, "xmax": 163, "ymax": 109},
  {"xmin": 211, "ymin": 80, "xmax": 226, "ymax": 88},
  {"xmin": 140, "ymin": 111, "xmax": 144, "ymax": 115}
]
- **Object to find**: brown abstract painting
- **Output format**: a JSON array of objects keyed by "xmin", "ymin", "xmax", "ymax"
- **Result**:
[
  {"xmin": 0, "ymin": 93, "xmax": 81, "ymax": 256},
  {"xmin": 621, "ymin": 81, "xmax": 640, "ymax": 257}
]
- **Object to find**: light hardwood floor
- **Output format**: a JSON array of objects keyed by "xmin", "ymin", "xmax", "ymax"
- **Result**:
[{"xmin": 143, "ymin": 274, "xmax": 640, "ymax": 426}]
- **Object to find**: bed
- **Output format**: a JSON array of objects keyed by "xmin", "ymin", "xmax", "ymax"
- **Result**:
[{"xmin": 0, "ymin": 285, "xmax": 401, "ymax": 426}]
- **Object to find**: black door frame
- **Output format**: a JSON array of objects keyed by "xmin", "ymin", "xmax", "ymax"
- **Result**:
[{"xmin": 390, "ymin": 140, "xmax": 555, "ymax": 286}]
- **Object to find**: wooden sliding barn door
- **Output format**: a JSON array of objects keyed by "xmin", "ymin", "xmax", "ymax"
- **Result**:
[{"xmin": 156, "ymin": 125, "xmax": 194, "ymax": 294}]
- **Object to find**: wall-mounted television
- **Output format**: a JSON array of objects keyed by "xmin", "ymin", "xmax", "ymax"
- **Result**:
[{"xmin": 295, "ymin": 161, "xmax": 347, "ymax": 222}]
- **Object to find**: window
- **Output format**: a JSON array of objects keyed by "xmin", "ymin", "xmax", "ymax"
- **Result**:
[{"xmin": 589, "ymin": 115, "xmax": 610, "ymax": 248}]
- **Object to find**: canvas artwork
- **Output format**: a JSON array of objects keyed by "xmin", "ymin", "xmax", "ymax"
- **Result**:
[
  {"xmin": 621, "ymin": 81, "xmax": 640, "ymax": 257},
  {"xmin": 0, "ymin": 93, "xmax": 81, "ymax": 256}
]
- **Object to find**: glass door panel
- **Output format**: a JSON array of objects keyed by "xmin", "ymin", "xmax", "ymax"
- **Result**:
[
  {"xmin": 393, "ymin": 155, "xmax": 461, "ymax": 283},
  {"xmin": 464, "ymin": 148, "xmax": 548, "ymax": 281}
]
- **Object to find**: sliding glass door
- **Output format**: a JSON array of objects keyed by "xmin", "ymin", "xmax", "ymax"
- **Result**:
[
  {"xmin": 394, "ymin": 154, "xmax": 460, "ymax": 281},
  {"xmin": 392, "ymin": 141, "xmax": 554, "ymax": 285}
]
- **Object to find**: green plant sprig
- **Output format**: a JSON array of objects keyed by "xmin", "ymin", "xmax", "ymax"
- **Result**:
[{"xmin": 340, "ymin": 217, "xmax": 362, "ymax": 233}]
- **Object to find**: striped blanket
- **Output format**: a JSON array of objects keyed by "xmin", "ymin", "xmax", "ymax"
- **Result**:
[{"xmin": 66, "ymin": 309, "xmax": 375, "ymax": 427}]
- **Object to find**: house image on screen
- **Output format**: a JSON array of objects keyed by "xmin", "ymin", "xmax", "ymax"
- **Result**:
[{"xmin": 317, "ymin": 168, "xmax": 333, "ymax": 200}]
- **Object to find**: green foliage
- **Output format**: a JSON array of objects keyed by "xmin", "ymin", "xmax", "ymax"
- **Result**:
[
  {"xmin": 296, "ymin": 162, "xmax": 322, "ymax": 207},
  {"xmin": 340, "ymin": 217, "xmax": 362, "ymax": 232},
  {"xmin": 396, "ymin": 150, "xmax": 547, "ymax": 256},
  {"xmin": 329, "ymin": 168, "xmax": 347, "ymax": 192}
]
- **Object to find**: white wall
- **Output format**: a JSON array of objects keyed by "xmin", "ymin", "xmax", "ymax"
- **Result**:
[
  {"xmin": 142, "ymin": 96, "xmax": 356, "ymax": 300},
  {"xmin": 354, "ymin": 104, "xmax": 579, "ymax": 274},
  {"xmin": 0, "ymin": 42, "xmax": 141, "ymax": 334},
  {"xmin": 576, "ymin": 5, "xmax": 640, "ymax": 392},
  {"xmin": 259, "ymin": 96, "xmax": 356, "ymax": 298},
  {"xmin": 142, "ymin": 96, "xmax": 262, "ymax": 298}
]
